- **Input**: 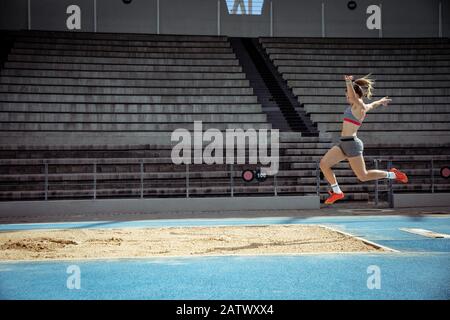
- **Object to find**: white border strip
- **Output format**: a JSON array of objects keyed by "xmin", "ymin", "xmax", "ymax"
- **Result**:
[
  {"xmin": 319, "ymin": 224, "xmax": 399, "ymax": 253},
  {"xmin": 400, "ymin": 228, "xmax": 450, "ymax": 239}
]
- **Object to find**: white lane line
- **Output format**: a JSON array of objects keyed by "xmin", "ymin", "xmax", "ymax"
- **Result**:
[
  {"xmin": 319, "ymin": 224, "xmax": 400, "ymax": 253},
  {"xmin": 400, "ymin": 228, "xmax": 450, "ymax": 239}
]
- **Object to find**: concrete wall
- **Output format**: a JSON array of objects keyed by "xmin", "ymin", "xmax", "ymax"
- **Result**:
[
  {"xmin": 160, "ymin": 0, "xmax": 216, "ymax": 35},
  {"xmin": 0, "ymin": 196, "xmax": 321, "ymax": 216},
  {"xmin": 323, "ymin": 0, "xmax": 379, "ymax": 38},
  {"xmin": 30, "ymin": 0, "xmax": 95, "ymax": 32},
  {"xmin": 394, "ymin": 193, "xmax": 450, "ymax": 208},
  {"xmin": 443, "ymin": 0, "xmax": 450, "ymax": 37},
  {"xmin": 382, "ymin": 0, "xmax": 440, "ymax": 37},
  {"xmin": 97, "ymin": 0, "xmax": 157, "ymax": 34},
  {"xmin": 0, "ymin": 0, "xmax": 28, "ymax": 30},
  {"xmin": 0, "ymin": 0, "xmax": 447, "ymax": 37},
  {"xmin": 272, "ymin": 0, "xmax": 321, "ymax": 37}
]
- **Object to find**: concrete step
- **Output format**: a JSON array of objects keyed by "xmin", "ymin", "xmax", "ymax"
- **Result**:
[
  {"xmin": 304, "ymin": 104, "xmax": 450, "ymax": 113},
  {"xmin": 279, "ymin": 142, "xmax": 333, "ymax": 148},
  {"xmin": 0, "ymin": 85, "xmax": 254, "ymax": 96},
  {"xmin": 4, "ymin": 61, "xmax": 243, "ymax": 73},
  {"xmin": 14, "ymin": 31, "xmax": 229, "ymax": 42},
  {"xmin": 364, "ymin": 148, "xmax": 450, "ymax": 155},
  {"xmin": 283, "ymin": 149, "xmax": 332, "ymax": 156},
  {"xmin": 350, "ymin": 132, "xmax": 450, "ymax": 145},
  {"xmin": 288, "ymin": 80, "xmax": 450, "ymax": 88},
  {"xmin": 278, "ymin": 132, "xmax": 307, "ymax": 141},
  {"xmin": 309, "ymin": 176, "xmax": 449, "ymax": 185},
  {"xmin": 391, "ymin": 184, "xmax": 450, "ymax": 192},
  {"xmin": 278, "ymin": 66, "xmax": 450, "ymax": 74},
  {"xmin": 298, "ymin": 96, "xmax": 450, "ymax": 104},
  {"xmin": 270, "ymin": 53, "xmax": 450, "ymax": 61},
  {"xmin": 0, "ymin": 161, "xmax": 290, "ymax": 174},
  {"xmin": 293, "ymin": 87, "xmax": 450, "ymax": 96},
  {"xmin": 266, "ymin": 47, "xmax": 450, "ymax": 55},
  {"xmin": 0, "ymin": 113, "xmax": 268, "ymax": 123},
  {"xmin": 283, "ymin": 73, "xmax": 450, "ymax": 81},
  {"xmin": 282, "ymin": 148, "xmax": 329, "ymax": 155},
  {"xmin": 0, "ymin": 77, "xmax": 250, "ymax": 88},
  {"xmin": 0, "ymin": 169, "xmax": 294, "ymax": 180},
  {"xmin": 0, "ymin": 103, "xmax": 263, "ymax": 114},
  {"xmin": 11, "ymin": 48, "xmax": 237, "ymax": 59},
  {"xmin": 0, "ymin": 142, "xmax": 332, "ymax": 151},
  {"xmin": 0, "ymin": 69, "xmax": 247, "ymax": 80},
  {"xmin": 0, "ymin": 156, "xmax": 351, "ymax": 165},
  {"xmin": 8, "ymin": 54, "xmax": 240, "ymax": 66},
  {"xmin": 0, "ymin": 131, "xmax": 285, "ymax": 146},
  {"xmin": 1, "ymin": 125, "xmax": 447, "ymax": 147},
  {"xmin": 14, "ymin": 42, "xmax": 234, "ymax": 54},
  {"xmin": 0, "ymin": 145, "xmax": 331, "ymax": 158},
  {"xmin": 290, "ymin": 156, "xmax": 450, "ymax": 169},
  {"xmin": 16, "ymin": 37, "xmax": 232, "ymax": 48},
  {"xmin": 261, "ymin": 42, "xmax": 450, "ymax": 49},
  {"xmin": 0, "ymin": 93, "xmax": 258, "ymax": 104},
  {"xmin": 0, "ymin": 187, "xmax": 325, "ymax": 200},
  {"xmin": 275, "ymin": 59, "xmax": 450, "ymax": 67},
  {"xmin": 283, "ymin": 145, "xmax": 450, "ymax": 155},
  {"xmin": 310, "ymin": 114, "xmax": 450, "ymax": 122},
  {"xmin": 259, "ymin": 37, "xmax": 450, "ymax": 44},
  {"xmin": 317, "ymin": 122, "xmax": 450, "ymax": 131},
  {"xmin": 0, "ymin": 122, "xmax": 272, "ymax": 131}
]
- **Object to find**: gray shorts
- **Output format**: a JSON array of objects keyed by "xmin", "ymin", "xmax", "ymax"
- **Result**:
[{"xmin": 337, "ymin": 136, "xmax": 364, "ymax": 158}]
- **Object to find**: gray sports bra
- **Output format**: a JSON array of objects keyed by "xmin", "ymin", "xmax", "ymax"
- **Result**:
[{"xmin": 343, "ymin": 106, "xmax": 365, "ymax": 126}]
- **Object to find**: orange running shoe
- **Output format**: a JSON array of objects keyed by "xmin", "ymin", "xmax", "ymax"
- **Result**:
[
  {"xmin": 389, "ymin": 168, "xmax": 408, "ymax": 183},
  {"xmin": 324, "ymin": 191, "xmax": 345, "ymax": 204}
]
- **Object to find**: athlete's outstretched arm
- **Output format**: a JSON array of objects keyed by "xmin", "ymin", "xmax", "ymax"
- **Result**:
[
  {"xmin": 344, "ymin": 75, "xmax": 358, "ymax": 104},
  {"xmin": 366, "ymin": 96, "xmax": 392, "ymax": 112},
  {"xmin": 345, "ymin": 76, "xmax": 364, "ymax": 108}
]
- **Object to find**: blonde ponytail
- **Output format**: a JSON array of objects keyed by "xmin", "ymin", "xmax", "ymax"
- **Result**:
[{"xmin": 354, "ymin": 74, "xmax": 375, "ymax": 99}]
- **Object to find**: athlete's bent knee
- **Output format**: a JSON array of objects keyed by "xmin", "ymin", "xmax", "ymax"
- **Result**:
[
  {"xmin": 356, "ymin": 173, "xmax": 369, "ymax": 182},
  {"xmin": 319, "ymin": 159, "xmax": 329, "ymax": 170}
]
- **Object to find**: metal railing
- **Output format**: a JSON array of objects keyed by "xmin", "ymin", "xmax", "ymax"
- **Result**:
[
  {"xmin": 33, "ymin": 159, "xmax": 283, "ymax": 201},
  {"xmin": 371, "ymin": 157, "xmax": 444, "ymax": 208},
  {"xmin": 2, "ymin": 156, "xmax": 448, "ymax": 203}
]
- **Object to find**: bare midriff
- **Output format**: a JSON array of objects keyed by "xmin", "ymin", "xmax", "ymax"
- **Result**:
[{"xmin": 341, "ymin": 121, "xmax": 360, "ymax": 137}]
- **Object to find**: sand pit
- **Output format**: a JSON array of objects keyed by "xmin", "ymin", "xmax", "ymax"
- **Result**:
[{"xmin": 0, "ymin": 224, "xmax": 384, "ymax": 261}]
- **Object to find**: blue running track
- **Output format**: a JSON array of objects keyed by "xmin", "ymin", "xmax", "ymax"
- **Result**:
[{"xmin": 0, "ymin": 215, "xmax": 449, "ymax": 299}]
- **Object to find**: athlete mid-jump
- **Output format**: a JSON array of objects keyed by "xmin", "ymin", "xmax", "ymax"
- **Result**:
[{"xmin": 319, "ymin": 74, "xmax": 408, "ymax": 204}]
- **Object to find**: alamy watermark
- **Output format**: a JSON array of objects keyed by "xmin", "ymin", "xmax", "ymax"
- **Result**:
[
  {"xmin": 367, "ymin": 265, "xmax": 381, "ymax": 290},
  {"xmin": 171, "ymin": 121, "xmax": 279, "ymax": 175},
  {"xmin": 66, "ymin": 265, "xmax": 81, "ymax": 290}
]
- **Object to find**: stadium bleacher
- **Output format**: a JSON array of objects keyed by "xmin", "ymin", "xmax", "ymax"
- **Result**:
[
  {"xmin": 0, "ymin": 31, "xmax": 449, "ymax": 203},
  {"xmin": 259, "ymin": 37, "xmax": 450, "ymax": 144}
]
